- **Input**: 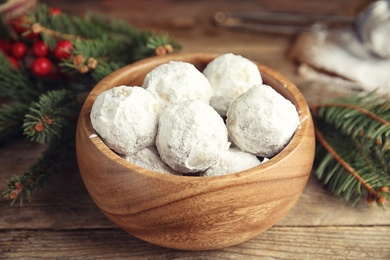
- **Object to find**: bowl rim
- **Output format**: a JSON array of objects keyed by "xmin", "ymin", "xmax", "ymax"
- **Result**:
[{"xmin": 78, "ymin": 52, "xmax": 313, "ymax": 182}]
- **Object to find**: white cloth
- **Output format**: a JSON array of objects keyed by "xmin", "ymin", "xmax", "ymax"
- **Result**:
[{"xmin": 290, "ymin": 27, "xmax": 390, "ymax": 94}]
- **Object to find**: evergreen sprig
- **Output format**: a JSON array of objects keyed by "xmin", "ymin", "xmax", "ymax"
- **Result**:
[
  {"xmin": 26, "ymin": 4, "xmax": 181, "ymax": 79},
  {"xmin": 22, "ymin": 89, "xmax": 74, "ymax": 144},
  {"xmin": 0, "ymin": 53, "xmax": 39, "ymax": 101},
  {"xmin": 0, "ymin": 101, "xmax": 29, "ymax": 143},
  {"xmin": 3, "ymin": 125, "xmax": 74, "ymax": 205},
  {"xmin": 1, "ymin": 3, "xmax": 181, "ymax": 205},
  {"xmin": 312, "ymin": 91, "xmax": 390, "ymax": 207}
]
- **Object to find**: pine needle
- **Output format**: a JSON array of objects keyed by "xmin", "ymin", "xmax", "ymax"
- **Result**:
[
  {"xmin": 312, "ymin": 91, "xmax": 390, "ymax": 207},
  {"xmin": 2, "ymin": 125, "xmax": 75, "ymax": 205},
  {"xmin": 0, "ymin": 102, "xmax": 29, "ymax": 144},
  {"xmin": 0, "ymin": 54, "xmax": 39, "ymax": 101},
  {"xmin": 22, "ymin": 89, "xmax": 74, "ymax": 144}
]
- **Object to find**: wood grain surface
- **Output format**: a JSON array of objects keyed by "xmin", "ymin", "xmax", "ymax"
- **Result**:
[{"xmin": 1, "ymin": 0, "xmax": 389, "ymax": 259}]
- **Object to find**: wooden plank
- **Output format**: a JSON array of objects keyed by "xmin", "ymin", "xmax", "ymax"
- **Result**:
[
  {"xmin": 1, "ymin": 226, "xmax": 389, "ymax": 259},
  {"xmin": 43, "ymin": 0, "xmax": 372, "ymax": 22},
  {"xmin": 278, "ymin": 177, "xmax": 390, "ymax": 226}
]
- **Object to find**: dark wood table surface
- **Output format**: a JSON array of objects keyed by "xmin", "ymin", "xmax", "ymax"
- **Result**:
[{"xmin": 1, "ymin": 0, "xmax": 390, "ymax": 259}]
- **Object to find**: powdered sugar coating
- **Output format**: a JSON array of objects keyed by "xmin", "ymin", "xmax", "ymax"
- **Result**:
[
  {"xmin": 143, "ymin": 61, "xmax": 213, "ymax": 109},
  {"xmin": 90, "ymin": 85, "xmax": 159, "ymax": 155},
  {"xmin": 203, "ymin": 53, "xmax": 262, "ymax": 116},
  {"xmin": 227, "ymin": 84, "xmax": 300, "ymax": 157},
  {"xmin": 124, "ymin": 146, "xmax": 180, "ymax": 175},
  {"xmin": 203, "ymin": 148, "xmax": 262, "ymax": 177},
  {"xmin": 156, "ymin": 100, "xmax": 230, "ymax": 173}
]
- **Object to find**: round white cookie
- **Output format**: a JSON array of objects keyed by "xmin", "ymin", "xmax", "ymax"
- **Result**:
[
  {"xmin": 156, "ymin": 100, "xmax": 230, "ymax": 173},
  {"xmin": 124, "ymin": 146, "xmax": 180, "ymax": 175},
  {"xmin": 227, "ymin": 84, "xmax": 300, "ymax": 157},
  {"xmin": 90, "ymin": 85, "xmax": 159, "ymax": 155},
  {"xmin": 203, "ymin": 148, "xmax": 262, "ymax": 177},
  {"xmin": 203, "ymin": 53, "xmax": 262, "ymax": 116},
  {"xmin": 143, "ymin": 61, "xmax": 213, "ymax": 109}
]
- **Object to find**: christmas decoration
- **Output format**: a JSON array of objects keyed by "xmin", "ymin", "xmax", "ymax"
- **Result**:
[
  {"xmin": 312, "ymin": 91, "xmax": 390, "ymax": 208},
  {"xmin": 31, "ymin": 40, "xmax": 49, "ymax": 57},
  {"xmin": 1, "ymin": 3, "xmax": 180, "ymax": 205},
  {"xmin": 11, "ymin": 41, "xmax": 27, "ymax": 58},
  {"xmin": 53, "ymin": 39, "xmax": 72, "ymax": 59}
]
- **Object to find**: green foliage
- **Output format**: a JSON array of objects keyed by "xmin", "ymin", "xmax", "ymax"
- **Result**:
[
  {"xmin": 1, "ymin": 3, "xmax": 181, "ymax": 205},
  {"xmin": 0, "ymin": 54, "xmax": 39, "ymax": 101},
  {"xmin": 22, "ymin": 89, "xmax": 74, "ymax": 143},
  {"xmin": 313, "ymin": 91, "xmax": 390, "ymax": 207},
  {"xmin": 27, "ymin": 4, "xmax": 181, "ymax": 78},
  {"xmin": 3, "ymin": 126, "xmax": 74, "ymax": 205},
  {"xmin": 0, "ymin": 101, "xmax": 29, "ymax": 143}
]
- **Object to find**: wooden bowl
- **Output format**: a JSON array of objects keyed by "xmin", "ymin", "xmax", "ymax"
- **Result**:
[{"xmin": 76, "ymin": 53, "xmax": 315, "ymax": 250}]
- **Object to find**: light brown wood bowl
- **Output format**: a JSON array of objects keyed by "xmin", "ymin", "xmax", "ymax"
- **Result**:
[{"xmin": 76, "ymin": 52, "xmax": 315, "ymax": 250}]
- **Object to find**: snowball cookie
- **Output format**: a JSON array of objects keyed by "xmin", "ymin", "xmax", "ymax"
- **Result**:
[
  {"xmin": 124, "ymin": 146, "xmax": 180, "ymax": 175},
  {"xmin": 90, "ymin": 85, "xmax": 159, "ymax": 155},
  {"xmin": 227, "ymin": 84, "xmax": 300, "ymax": 157},
  {"xmin": 203, "ymin": 148, "xmax": 262, "ymax": 177},
  {"xmin": 143, "ymin": 61, "xmax": 213, "ymax": 109},
  {"xmin": 156, "ymin": 100, "xmax": 230, "ymax": 173},
  {"xmin": 203, "ymin": 53, "xmax": 262, "ymax": 116}
]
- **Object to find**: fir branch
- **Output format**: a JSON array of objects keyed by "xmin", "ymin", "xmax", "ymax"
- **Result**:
[
  {"xmin": 0, "ymin": 102, "xmax": 29, "ymax": 143},
  {"xmin": 134, "ymin": 32, "xmax": 181, "ymax": 60},
  {"xmin": 32, "ymin": 23, "xmax": 83, "ymax": 42},
  {"xmin": 0, "ymin": 53, "xmax": 39, "ymax": 101},
  {"xmin": 58, "ymin": 37, "xmax": 129, "ymax": 81},
  {"xmin": 59, "ymin": 27, "xmax": 180, "ymax": 80},
  {"xmin": 315, "ymin": 124, "xmax": 389, "ymax": 206},
  {"xmin": 1, "ymin": 3, "xmax": 181, "ymax": 205},
  {"xmin": 71, "ymin": 36, "xmax": 130, "ymax": 60},
  {"xmin": 2, "ymin": 127, "xmax": 74, "ymax": 205},
  {"xmin": 312, "ymin": 91, "xmax": 390, "ymax": 207},
  {"xmin": 23, "ymin": 89, "xmax": 75, "ymax": 144},
  {"xmin": 88, "ymin": 59, "xmax": 124, "ymax": 83},
  {"xmin": 315, "ymin": 92, "xmax": 390, "ymax": 172},
  {"xmin": 30, "ymin": 4, "xmax": 90, "ymax": 43}
]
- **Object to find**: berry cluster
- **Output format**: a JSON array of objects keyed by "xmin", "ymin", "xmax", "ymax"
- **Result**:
[{"xmin": 0, "ymin": 7, "xmax": 73, "ymax": 78}]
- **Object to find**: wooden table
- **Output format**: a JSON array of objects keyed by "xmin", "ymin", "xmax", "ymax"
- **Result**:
[{"xmin": 1, "ymin": 0, "xmax": 389, "ymax": 258}]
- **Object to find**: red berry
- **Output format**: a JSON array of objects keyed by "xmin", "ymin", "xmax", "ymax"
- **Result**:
[
  {"xmin": 54, "ymin": 40, "xmax": 73, "ymax": 60},
  {"xmin": 50, "ymin": 7, "xmax": 61, "ymax": 16},
  {"xmin": 11, "ymin": 18, "xmax": 29, "ymax": 34},
  {"xmin": 31, "ymin": 57, "xmax": 52, "ymax": 77},
  {"xmin": 11, "ymin": 17, "xmax": 39, "ymax": 39},
  {"xmin": 11, "ymin": 42, "xmax": 28, "ymax": 59},
  {"xmin": 32, "ymin": 41, "xmax": 49, "ymax": 57},
  {"xmin": 0, "ymin": 39, "xmax": 12, "ymax": 54},
  {"xmin": 7, "ymin": 56, "xmax": 19, "ymax": 69}
]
